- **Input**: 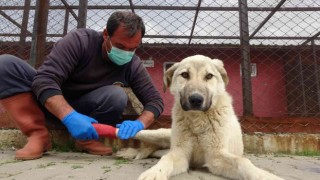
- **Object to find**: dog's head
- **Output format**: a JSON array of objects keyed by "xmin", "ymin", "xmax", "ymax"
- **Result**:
[{"xmin": 163, "ymin": 55, "xmax": 229, "ymax": 111}]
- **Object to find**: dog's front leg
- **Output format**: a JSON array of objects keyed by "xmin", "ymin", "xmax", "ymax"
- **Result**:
[
  {"xmin": 138, "ymin": 148, "xmax": 190, "ymax": 180},
  {"xmin": 206, "ymin": 150, "xmax": 284, "ymax": 180}
]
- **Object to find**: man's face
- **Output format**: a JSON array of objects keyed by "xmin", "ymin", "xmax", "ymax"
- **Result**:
[{"xmin": 103, "ymin": 24, "xmax": 142, "ymax": 53}]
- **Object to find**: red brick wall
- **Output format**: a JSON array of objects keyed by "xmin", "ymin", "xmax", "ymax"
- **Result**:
[{"xmin": 138, "ymin": 47, "xmax": 287, "ymax": 117}]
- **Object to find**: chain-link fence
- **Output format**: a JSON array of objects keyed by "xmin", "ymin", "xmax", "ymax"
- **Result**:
[{"xmin": 1, "ymin": 0, "xmax": 320, "ymax": 133}]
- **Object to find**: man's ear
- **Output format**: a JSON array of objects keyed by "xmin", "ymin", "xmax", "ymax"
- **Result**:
[
  {"xmin": 163, "ymin": 63, "xmax": 179, "ymax": 92},
  {"xmin": 211, "ymin": 59, "xmax": 229, "ymax": 87},
  {"xmin": 103, "ymin": 29, "xmax": 108, "ymax": 41}
]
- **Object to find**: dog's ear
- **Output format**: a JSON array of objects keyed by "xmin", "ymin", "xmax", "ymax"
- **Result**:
[
  {"xmin": 212, "ymin": 59, "xmax": 229, "ymax": 87},
  {"xmin": 163, "ymin": 63, "xmax": 179, "ymax": 92}
]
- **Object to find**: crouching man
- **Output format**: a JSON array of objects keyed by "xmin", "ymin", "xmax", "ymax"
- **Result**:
[{"xmin": 0, "ymin": 11, "xmax": 163, "ymax": 160}]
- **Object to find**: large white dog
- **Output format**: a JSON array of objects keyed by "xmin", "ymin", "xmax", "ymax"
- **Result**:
[{"xmin": 117, "ymin": 55, "xmax": 283, "ymax": 180}]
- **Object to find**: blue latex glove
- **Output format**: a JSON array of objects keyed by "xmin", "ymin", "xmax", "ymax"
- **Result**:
[
  {"xmin": 62, "ymin": 110, "xmax": 99, "ymax": 140},
  {"xmin": 116, "ymin": 120, "xmax": 144, "ymax": 140}
]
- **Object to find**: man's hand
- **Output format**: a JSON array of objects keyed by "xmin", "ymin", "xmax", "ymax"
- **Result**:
[
  {"xmin": 116, "ymin": 120, "xmax": 144, "ymax": 140},
  {"xmin": 62, "ymin": 110, "xmax": 99, "ymax": 140}
]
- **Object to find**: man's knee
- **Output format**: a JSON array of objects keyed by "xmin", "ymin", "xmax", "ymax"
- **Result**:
[
  {"xmin": 88, "ymin": 86, "xmax": 128, "ymax": 124},
  {"xmin": 103, "ymin": 86, "xmax": 128, "ymax": 111},
  {"xmin": 0, "ymin": 54, "xmax": 35, "ymax": 99},
  {"xmin": 0, "ymin": 54, "xmax": 34, "ymax": 76},
  {"xmin": 0, "ymin": 54, "xmax": 21, "ymax": 73}
]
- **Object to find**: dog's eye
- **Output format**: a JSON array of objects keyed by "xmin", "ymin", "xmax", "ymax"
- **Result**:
[
  {"xmin": 205, "ymin": 73, "xmax": 213, "ymax": 80},
  {"xmin": 181, "ymin": 72, "xmax": 189, "ymax": 79}
]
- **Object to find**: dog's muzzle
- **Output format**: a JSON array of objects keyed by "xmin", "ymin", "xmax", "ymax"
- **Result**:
[
  {"xmin": 181, "ymin": 93, "xmax": 208, "ymax": 111},
  {"xmin": 189, "ymin": 94, "xmax": 203, "ymax": 108}
]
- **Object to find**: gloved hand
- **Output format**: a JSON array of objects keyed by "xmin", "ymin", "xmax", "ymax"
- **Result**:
[
  {"xmin": 116, "ymin": 120, "xmax": 144, "ymax": 140},
  {"xmin": 62, "ymin": 110, "xmax": 99, "ymax": 140}
]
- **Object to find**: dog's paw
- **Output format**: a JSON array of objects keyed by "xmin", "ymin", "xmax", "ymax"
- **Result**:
[
  {"xmin": 134, "ymin": 144, "xmax": 160, "ymax": 159},
  {"xmin": 138, "ymin": 167, "xmax": 168, "ymax": 180},
  {"xmin": 135, "ymin": 151, "xmax": 151, "ymax": 160},
  {"xmin": 256, "ymin": 169, "xmax": 284, "ymax": 180},
  {"xmin": 115, "ymin": 148, "xmax": 139, "ymax": 159},
  {"xmin": 246, "ymin": 167, "xmax": 284, "ymax": 180},
  {"xmin": 115, "ymin": 145, "xmax": 159, "ymax": 160},
  {"xmin": 237, "ymin": 158, "xmax": 284, "ymax": 180}
]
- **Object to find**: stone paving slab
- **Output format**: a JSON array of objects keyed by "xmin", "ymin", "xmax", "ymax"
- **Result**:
[{"xmin": 0, "ymin": 150, "xmax": 319, "ymax": 180}]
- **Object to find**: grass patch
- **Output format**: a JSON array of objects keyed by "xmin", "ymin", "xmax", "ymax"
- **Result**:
[
  {"xmin": 112, "ymin": 146, "xmax": 118, "ymax": 153},
  {"xmin": 0, "ymin": 172, "xmax": 22, "ymax": 178},
  {"xmin": 294, "ymin": 150, "xmax": 320, "ymax": 157},
  {"xmin": 271, "ymin": 151, "xmax": 320, "ymax": 157},
  {"xmin": 71, "ymin": 165, "xmax": 83, "ymax": 169},
  {"xmin": 51, "ymin": 140, "xmax": 76, "ymax": 152},
  {"xmin": 114, "ymin": 157, "xmax": 132, "ymax": 167},
  {"xmin": 272, "ymin": 153, "xmax": 287, "ymax": 157},
  {"xmin": 102, "ymin": 165, "xmax": 112, "ymax": 173},
  {"xmin": 0, "ymin": 159, "xmax": 21, "ymax": 166},
  {"xmin": 37, "ymin": 162, "xmax": 56, "ymax": 168}
]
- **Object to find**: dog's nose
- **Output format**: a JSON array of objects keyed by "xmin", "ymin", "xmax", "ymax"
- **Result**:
[{"xmin": 188, "ymin": 94, "xmax": 203, "ymax": 107}]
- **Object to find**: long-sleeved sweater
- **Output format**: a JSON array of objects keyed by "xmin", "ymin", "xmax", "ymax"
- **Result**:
[{"xmin": 32, "ymin": 28, "xmax": 163, "ymax": 118}]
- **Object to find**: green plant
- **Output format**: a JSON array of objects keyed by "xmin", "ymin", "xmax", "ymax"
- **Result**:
[
  {"xmin": 71, "ymin": 165, "xmax": 83, "ymax": 169},
  {"xmin": 294, "ymin": 150, "xmax": 320, "ymax": 157},
  {"xmin": 0, "ymin": 159, "xmax": 21, "ymax": 166},
  {"xmin": 114, "ymin": 157, "xmax": 132, "ymax": 167},
  {"xmin": 37, "ymin": 162, "xmax": 56, "ymax": 168},
  {"xmin": 102, "ymin": 165, "xmax": 112, "ymax": 173},
  {"xmin": 51, "ymin": 140, "xmax": 76, "ymax": 152}
]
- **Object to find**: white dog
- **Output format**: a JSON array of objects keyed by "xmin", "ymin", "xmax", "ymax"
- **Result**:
[{"xmin": 118, "ymin": 55, "xmax": 283, "ymax": 180}]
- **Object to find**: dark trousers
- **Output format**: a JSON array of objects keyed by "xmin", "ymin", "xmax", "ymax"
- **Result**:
[{"xmin": 0, "ymin": 54, "xmax": 128, "ymax": 126}]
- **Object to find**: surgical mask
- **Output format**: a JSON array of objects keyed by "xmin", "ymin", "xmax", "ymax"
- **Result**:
[{"xmin": 107, "ymin": 38, "xmax": 135, "ymax": 66}]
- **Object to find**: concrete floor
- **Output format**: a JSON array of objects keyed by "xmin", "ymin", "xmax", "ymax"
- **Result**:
[{"xmin": 1, "ymin": 150, "xmax": 320, "ymax": 180}]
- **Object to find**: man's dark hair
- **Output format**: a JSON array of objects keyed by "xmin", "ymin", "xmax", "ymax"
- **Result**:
[{"xmin": 107, "ymin": 11, "xmax": 145, "ymax": 38}]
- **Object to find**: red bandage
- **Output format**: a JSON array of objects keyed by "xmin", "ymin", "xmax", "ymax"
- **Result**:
[{"xmin": 92, "ymin": 123, "xmax": 117, "ymax": 138}]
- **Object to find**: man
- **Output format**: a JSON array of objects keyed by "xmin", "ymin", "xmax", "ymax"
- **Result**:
[{"xmin": 0, "ymin": 11, "xmax": 164, "ymax": 160}]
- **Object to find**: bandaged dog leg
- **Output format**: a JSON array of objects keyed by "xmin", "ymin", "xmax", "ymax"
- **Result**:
[
  {"xmin": 93, "ymin": 124, "xmax": 171, "ymax": 148},
  {"xmin": 134, "ymin": 129, "xmax": 171, "ymax": 148},
  {"xmin": 92, "ymin": 123, "xmax": 117, "ymax": 138}
]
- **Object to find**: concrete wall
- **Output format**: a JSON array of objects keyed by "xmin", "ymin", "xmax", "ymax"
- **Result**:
[{"xmin": 1, "ymin": 129, "xmax": 319, "ymax": 155}]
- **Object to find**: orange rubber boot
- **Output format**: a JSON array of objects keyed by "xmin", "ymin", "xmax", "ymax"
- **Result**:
[{"xmin": 1, "ymin": 92, "xmax": 51, "ymax": 160}]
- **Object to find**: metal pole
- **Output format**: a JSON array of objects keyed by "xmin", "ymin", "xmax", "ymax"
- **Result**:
[
  {"xmin": 238, "ymin": 0, "xmax": 253, "ymax": 116},
  {"xmin": 29, "ymin": 0, "xmax": 49, "ymax": 68},
  {"xmin": 311, "ymin": 40, "xmax": 320, "ymax": 114},
  {"xmin": 128, "ymin": 0, "xmax": 135, "ymax": 13},
  {"xmin": 188, "ymin": 0, "xmax": 201, "ymax": 45},
  {"xmin": 63, "ymin": 10, "xmax": 69, "ymax": 36},
  {"xmin": 77, "ymin": 0, "xmax": 88, "ymax": 28},
  {"xmin": 297, "ymin": 52, "xmax": 307, "ymax": 116},
  {"xmin": 18, "ymin": 0, "xmax": 31, "ymax": 59}
]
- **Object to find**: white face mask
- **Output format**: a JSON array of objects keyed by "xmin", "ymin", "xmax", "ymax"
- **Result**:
[{"xmin": 107, "ymin": 38, "xmax": 135, "ymax": 66}]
